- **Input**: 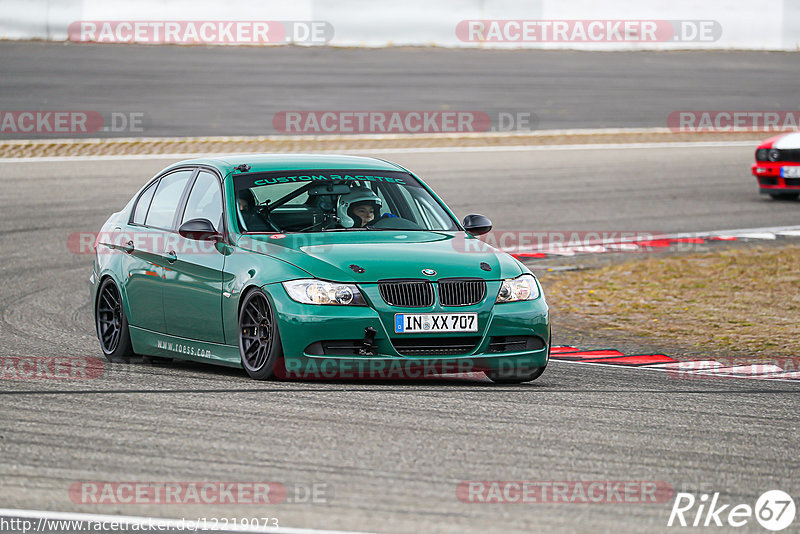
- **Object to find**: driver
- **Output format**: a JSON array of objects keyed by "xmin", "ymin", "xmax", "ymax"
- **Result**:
[{"xmin": 337, "ymin": 188, "xmax": 383, "ymax": 228}]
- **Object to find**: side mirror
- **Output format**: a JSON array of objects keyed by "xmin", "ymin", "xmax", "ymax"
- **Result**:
[
  {"xmin": 462, "ymin": 214, "xmax": 492, "ymax": 236},
  {"xmin": 179, "ymin": 218, "xmax": 221, "ymax": 241}
]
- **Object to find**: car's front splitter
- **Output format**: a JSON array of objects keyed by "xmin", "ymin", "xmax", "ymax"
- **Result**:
[{"xmin": 752, "ymin": 162, "xmax": 800, "ymax": 192}]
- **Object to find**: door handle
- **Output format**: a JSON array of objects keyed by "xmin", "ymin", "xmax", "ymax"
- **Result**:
[
  {"xmin": 123, "ymin": 240, "xmax": 134, "ymax": 254},
  {"xmin": 165, "ymin": 250, "xmax": 177, "ymax": 264}
]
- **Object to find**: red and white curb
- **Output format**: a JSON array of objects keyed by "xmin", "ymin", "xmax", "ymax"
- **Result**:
[
  {"xmin": 551, "ymin": 346, "xmax": 800, "ymax": 382},
  {"xmin": 508, "ymin": 225, "xmax": 800, "ymax": 260}
]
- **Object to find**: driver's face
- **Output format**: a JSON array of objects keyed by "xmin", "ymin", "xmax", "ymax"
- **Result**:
[
  {"xmin": 352, "ymin": 205, "xmax": 375, "ymax": 226},
  {"xmin": 238, "ymin": 198, "xmax": 249, "ymax": 211}
]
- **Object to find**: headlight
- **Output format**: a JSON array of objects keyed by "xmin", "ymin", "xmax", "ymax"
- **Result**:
[
  {"xmin": 755, "ymin": 148, "xmax": 769, "ymax": 161},
  {"xmin": 283, "ymin": 279, "xmax": 366, "ymax": 306},
  {"xmin": 768, "ymin": 148, "xmax": 781, "ymax": 162},
  {"xmin": 496, "ymin": 274, "xmax": 540, "ymax": 303}
]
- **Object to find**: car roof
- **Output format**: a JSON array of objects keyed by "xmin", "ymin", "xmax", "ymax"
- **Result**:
[{"xmin": 170, "ymin": 153, "xmax": 408, "ymax": 174}]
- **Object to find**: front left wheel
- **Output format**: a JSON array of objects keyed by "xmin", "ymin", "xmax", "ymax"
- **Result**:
[
  {"xmin": 95, "ymin": 278, "xmax": 134, "ymax": 362},
  {"xmin": 239, "ymin": 289, "xmax": 282, "ymax": 380},
  {"xmin": 487, "ymin": 334, "xmax": 550, "ymax": 384}
]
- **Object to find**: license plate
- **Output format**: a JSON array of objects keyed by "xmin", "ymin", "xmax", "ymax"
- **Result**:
[
  {"xmin": 394, "ymin": 313, "xmax": 478, "ymax": 333},
  {"xmin": 781, "ymin": 166, "xmax": 800, "ymax": 178}
]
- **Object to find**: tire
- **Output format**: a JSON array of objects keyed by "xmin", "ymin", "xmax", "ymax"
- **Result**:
[
  {"xmin": 239, "ymin": 289, "xmax": 282, "ymax": 380},
  {"xmin": 769, "ymin": 193, "xmax": 799, "ymax": 200},
  {"xmin": 487, "ymin": 364, "xmax": 547, "ymax": 384},
  {"xmin": 95, "ymin": 278, "xmax": 135, "ymax": 363}
]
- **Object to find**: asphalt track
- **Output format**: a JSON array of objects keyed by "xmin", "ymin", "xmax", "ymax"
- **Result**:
[
  {"xmin": 1, "ymin": 43, "xmax": 799, "ymax": 137},
  {"xmin": 0, "ymin": 146, "xmax": 798, "ymax": 533}
]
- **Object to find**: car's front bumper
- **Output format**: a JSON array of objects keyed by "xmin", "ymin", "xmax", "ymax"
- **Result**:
[
  {"xmin": 265, "ymin": 281, "xmax": 549, "ymax": 378},
  {"xmin": 752, "ymin": 162, "xmax": 800, "ymax": 193}
]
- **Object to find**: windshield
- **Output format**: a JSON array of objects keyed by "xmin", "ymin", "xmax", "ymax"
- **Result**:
[{"xmin": 233, "ymin": 169, "xmax": 459, "ymax": 233}]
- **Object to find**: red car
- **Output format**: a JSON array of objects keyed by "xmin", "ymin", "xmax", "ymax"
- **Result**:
[{"xmin": 752, "ymin": 133, "xmax": 800, "ymax": 200}]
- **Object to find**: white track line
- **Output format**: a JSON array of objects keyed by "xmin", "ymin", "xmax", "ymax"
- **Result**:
[
  {"xmin": 646, "ymin": 360, "xmax": 722, "ymax": 369},
  {"xmin": 0, "ymin": 153, "xmax": 208, "ymax": 163},
  {"xmin": 0, "ymin": 508, "xmax": 370, "ymax": 534},
  {"xmin": 722, "ymin": 232, "xmax": 776, "ymax": 240},
  {"xmin": 0, "ymin": 140, "xmax": 758, "ymax": 163}
]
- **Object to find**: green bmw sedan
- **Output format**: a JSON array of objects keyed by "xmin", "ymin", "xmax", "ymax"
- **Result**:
[{"xmin": 91, "ymin": 154, "xmax": 550, "ymax": 383}]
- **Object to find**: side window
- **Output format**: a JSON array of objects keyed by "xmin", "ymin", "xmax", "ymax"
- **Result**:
[
  {"xmin": 145, "ymin": 170, "xmax": 194, "ymax": 230},
  {"xmin": 182, "ymin": 171, "xmax": 223, "ymax": 231},
  {"xmin": 132, "ymin": 181, "xmax": 157, "ymax": 225}
]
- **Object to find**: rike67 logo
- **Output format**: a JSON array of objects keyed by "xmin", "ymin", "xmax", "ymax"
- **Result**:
[{"xmin": 668, "ymin": 490, "xmax": 796, "ymax": 531}]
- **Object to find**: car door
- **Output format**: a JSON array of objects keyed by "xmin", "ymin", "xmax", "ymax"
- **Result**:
[
  {"xmin": 161, "ymin": 169, "xmax": 227, "ymax": 344},
  {"xmin": 122, "ymin": 168, "xmax": 195, "ymax": 333}
]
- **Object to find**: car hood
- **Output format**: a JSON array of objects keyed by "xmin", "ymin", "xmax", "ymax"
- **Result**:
[{"xmin": 236, "ymin": 231, "xmax": 525, "ymax": 283}]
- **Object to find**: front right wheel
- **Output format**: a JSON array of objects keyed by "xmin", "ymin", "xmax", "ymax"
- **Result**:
[
  {"xmin": 487, "ymin": 365, "xmax": 547, "ymax": 384},
  {"xmin": 239, "ymin": 289, "xmax": 282, "ymax": 380}
]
